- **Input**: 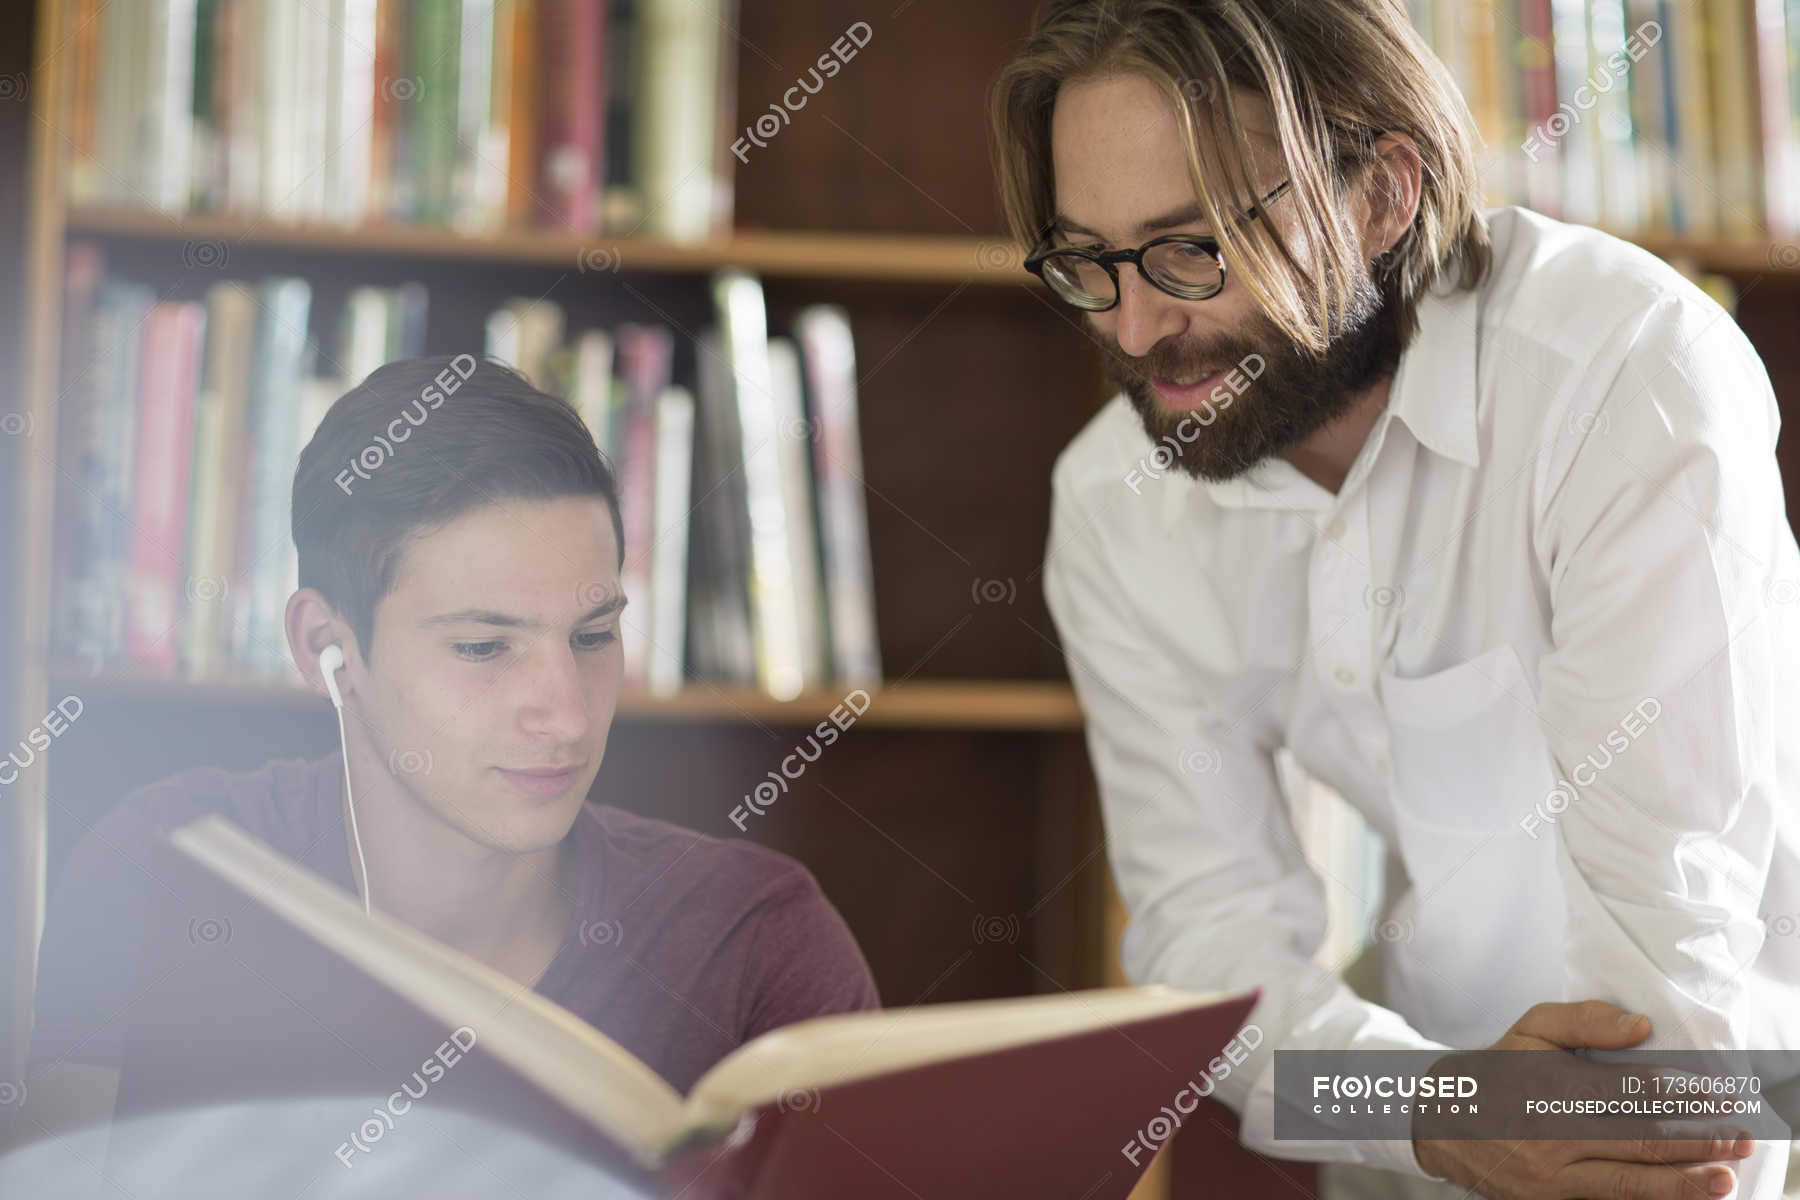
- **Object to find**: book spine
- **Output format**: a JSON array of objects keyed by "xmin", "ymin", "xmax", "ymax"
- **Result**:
[
  {"xmin": 601, "ymin": 0, "xmax": 641, "ymax": 230},
  {"xmin": 615, "ymin": 324, "xmax": 675, "ymax": 684},
  {"xmin": 795, "ymin": 306, "xmax": 881, "ymax": 685},
  {"xmin": 184, "ymin": 283, "xmax": 257, "ymax": 676},
  {"xmin": 452, "ymin": 0, "xmax": 497, "ymax": 229},
  {"xmin": 1624, "ymin": 0, "xmax": 1674, "ymax": 230},
  {"xmin": 505, "ymin": 0, "xmax": 541, "ymax": 226},
  {"xmin": 241, "ymin": 279, "xmax": 313, "ymax": 673},
  {"xmin": 127, "ymin": 303, "xmax": 206, "ymax": 674},
  {"xmin": 537, "ymin": 0, "xmax": 605, "ymax": 231},
  {"xmin": 92, "ymin": 286, "xmax": 154, "ymax": 663},
  {"xmin": 690, "ymin": 326, "xmax": 755, "ymax": 684},
  {"xmin": 646, "ymin": 385, "xmax": 695, "ymax": 694},
  {"xmin": 48, "ymin": 243, "xmax": 108, "ymax": 664},
  {"xmin": 1752, "ymin": 0, "xmax": 1796, "ymax": 236},
  {"xmin": 149, "ymin": 0, "xmax": 199, "ymax": 211},
  {"xmin": 766, "ymin": 338, "xmax": 828, "ymax": 690},
  {"xmin": 328, "ymin": 0, "xmax": 378, "ymax": 225},
  {"xmin": 635, "ymin": 0, "xmax": 725, "ymax": 240},
  {"xmin": 573, "ymin": 329, "xmax": 616, "ymax": 460},
  {"xmin": 715, "ymin": 271, "xmax": 805, "ymax": 699},
  {"xmin": 1588, "ymin": 0, "xmax": 1644, "ymax": 230},
  {"xmin": 410, "ymin": 0, "xmax": 462, "ymax": 224},
  {"xmin": 369, "ymin": 0, "xmax": 403, "ymax": 220},
  {"xmin": 66, "ymin": 0, "xmax": 104, "ymax": 203},
  {"xmin": 1517, "ymin": 0, "xmax": 1562, "ymax": 216},
  {"xmin": 1704, "ymin": 0, "xmax": 1762, "ymax": 235},
  {"xmin": 1549, "ymin": 0, "xmax": 1601, "ymax": 223}
]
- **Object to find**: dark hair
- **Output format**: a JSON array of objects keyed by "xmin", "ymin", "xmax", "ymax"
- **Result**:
[{"xmin": 292, "ymin": 354, "xmax": 624, "ymax": 664}]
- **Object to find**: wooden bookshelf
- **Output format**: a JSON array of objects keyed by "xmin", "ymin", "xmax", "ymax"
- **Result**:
[
  {"xmin": 61, "ymin": 203, "xmax": 1800, "ymax": 287},
  {"xmin": 17, "ymin": 2, "xmax": 1800, "ymax": 1197},
  {"xmin": 63, "ymin": 205, "xmax": 1038, "ymax": 286},
  {"xmin": 48, "ymin": 668, "xmax": 1084, "ymax": 731},
  {"xmin": 9, "ymin": 8, "xmax": 1136, "ymax": 1191}
]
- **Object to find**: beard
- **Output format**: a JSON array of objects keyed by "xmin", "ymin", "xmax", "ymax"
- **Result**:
[{"xmin": 1099, "ymin": 266, "xmax": 1404, "ymax": 483}]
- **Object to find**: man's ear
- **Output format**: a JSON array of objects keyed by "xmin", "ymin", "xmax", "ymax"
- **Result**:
[
  {"xmin": 284, "ymin": 587, "xmax": 359, "ymax": 703},
  {"xmin": 1361, "ymin": 131, "xmax": 1424, "ymax": 261}
]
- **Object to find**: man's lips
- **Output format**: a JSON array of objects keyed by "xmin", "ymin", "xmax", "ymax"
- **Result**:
[
  {"xmin": 1150, "ymin": 369, "xmax": 1229, "ymax": 412},
  {"xmin": 496, "ymin": 765, "xmax": 583, "ymax": 797}
]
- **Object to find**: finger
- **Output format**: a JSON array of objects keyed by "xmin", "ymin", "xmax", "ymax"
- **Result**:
[
  {"xmin": 1512, "ymin": 999, "xmax": 1651, "ymax": 1050},
  {"xmin": 1559, "ymin": 1159, "xmax": 1736, "ymax": 1199},
  {"xmin": 1578, "ymin": 1135, "xmax": 1754, "ymax": 1165}
]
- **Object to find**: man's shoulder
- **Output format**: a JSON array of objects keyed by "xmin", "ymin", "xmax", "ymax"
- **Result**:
[{"xmin": 1480, "ymin": 206, "xmax": 1727, "ymax": 354}]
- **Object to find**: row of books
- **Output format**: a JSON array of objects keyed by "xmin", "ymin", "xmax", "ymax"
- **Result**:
[
  {"xmin": 61, "ymin": 0, "xmax": 738, "ymax": 240},
  {"xmin": 50, "ymin": 245, "xmax": 881, "ymax": 700},
  {"xmin": 1407, "ymin": 0, "xmax": 1800, "ymax": 237},
  {"xmin": 482, "ymin": 278, "xmax": 883, "ymax": 698}
]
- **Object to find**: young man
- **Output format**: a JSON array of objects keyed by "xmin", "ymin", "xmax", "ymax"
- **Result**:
[
  {"xmin": 993, "ymin": 2, "xmax": 1800, "ymax": 1198},
  {"xmin": 16, "ymin": 356, "xmax": 878, "ymax": 1175}
]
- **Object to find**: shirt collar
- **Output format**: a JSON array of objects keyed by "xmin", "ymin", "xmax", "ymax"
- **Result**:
[{"xmin": 1152, "ymin": 278, "xmax": 1483, "ymax": 529}]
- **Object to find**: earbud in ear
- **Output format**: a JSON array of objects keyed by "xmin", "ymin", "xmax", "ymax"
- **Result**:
[{"xmin": 319, "ymin": 643, "xmax": 346, "ymax": 709}]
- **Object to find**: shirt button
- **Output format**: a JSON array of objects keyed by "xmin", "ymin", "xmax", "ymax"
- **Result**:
[
  {"xmin": 1334, "ymin": 666, "xmax": 1356, "ymax": 686},
  {"xmin": 1375, "ymin": 753, "xmax": 1390, "ymax": 775},
  {"xmin": 1325, "ymin": 517, "xmax": 1346, "ymax": 540}
]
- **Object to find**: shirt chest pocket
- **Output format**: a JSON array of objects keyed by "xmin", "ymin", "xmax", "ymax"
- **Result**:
[
  {"xmin": 1374, "ymin": 643, "xmax": 1568, "ymax": 1045},
  {"xmin": 1376, "ymin": 643, "xmax": 1556, "ymax": 835}
]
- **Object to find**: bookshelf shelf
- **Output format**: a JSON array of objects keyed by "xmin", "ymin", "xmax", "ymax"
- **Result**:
[
  {"xmin": 63, "ymin": 205, "xmax": 1039, "ymax": 287},
  {"xmin": 46, "ymin": 667, "xmax": 1085, "ymax": 731},
  {"xmin": 61, "ymin": 206, "xmax": 1800, "ymax": 286}
]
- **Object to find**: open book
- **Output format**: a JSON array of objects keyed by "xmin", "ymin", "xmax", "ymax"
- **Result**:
[{"xmin": 109, "ymin": 815, "xmax": 1260, "ymax": 1199}]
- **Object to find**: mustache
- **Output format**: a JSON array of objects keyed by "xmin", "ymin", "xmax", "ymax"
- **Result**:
[{"xmin": 1101, "ymin": 333, "xmax": 1269, "ymax": 383}]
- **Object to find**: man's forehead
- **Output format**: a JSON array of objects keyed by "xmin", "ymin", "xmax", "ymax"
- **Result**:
[{"xmin": 1050, "ymin": 76, "xmax": 1282, "ymax": 237}]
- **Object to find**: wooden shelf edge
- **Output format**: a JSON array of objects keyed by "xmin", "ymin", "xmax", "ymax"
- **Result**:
[
  {"xmin": 61, "ymin": 206, "xmax": 1800, "ymax": 283},
  {"xmin": 61, "ymin": 205, "xmax": 1039, "ymax": 287},
  {"xmin": 44, "ymin": 667, "xmax": 1085, "ymax": 732}
]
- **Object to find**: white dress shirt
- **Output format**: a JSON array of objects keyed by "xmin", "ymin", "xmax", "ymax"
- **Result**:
[{"xmin": 1044, "ymin": 206, "xmax": 1800, "ymax": 1192}]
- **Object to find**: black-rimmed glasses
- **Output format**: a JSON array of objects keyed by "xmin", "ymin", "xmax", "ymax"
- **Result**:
[{"xmin": 1024, "ymin": 179, "xmax": 1294, "ymax": 312}]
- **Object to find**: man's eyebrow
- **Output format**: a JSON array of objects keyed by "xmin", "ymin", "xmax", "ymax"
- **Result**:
[
  {"xmin": 419, "ymin": 596, "xmax": 627, "ymax": 630},
  {"xmin": 1052, "ymin": 201, "xmax": 1212, "ymax": 241}
]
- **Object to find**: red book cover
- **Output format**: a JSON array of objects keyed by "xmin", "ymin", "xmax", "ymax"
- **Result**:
[
  {"xmin": 537, "ymin": 0, "xmax": 606, "ymax": 229},
  {"xmin": 125, "ymin": 303, "xmax": 206, "ymax": 674}
]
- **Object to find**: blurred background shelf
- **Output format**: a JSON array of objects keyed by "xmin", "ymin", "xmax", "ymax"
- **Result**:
[
  {"xmin": 62, "ymin": 204, "xmax": 1800, "ymax": 285},
  {"xmin": 46, "ymin": 667, "xmax": 1084, "ymax": 731},
  {"xmin": 62, "ymin": 205, "xmax": 1038, "ymax": 285}
]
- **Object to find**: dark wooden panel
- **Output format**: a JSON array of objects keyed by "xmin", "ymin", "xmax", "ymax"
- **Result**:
[
  {"xmin": 732, "ymin": 0, "xmax": 1046, "ymax": 237},
  {"xmin": 1729, "ymin": 287, "xmax": 1800, "ymax": 534},
  {"xmin": 766, "ymin": 277, "xmax": 1108, "ymax": 680}
]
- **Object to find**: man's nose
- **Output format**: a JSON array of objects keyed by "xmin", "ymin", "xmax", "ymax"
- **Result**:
[{"xmin": 1113, "ymin": 264, "xmax": 1185, "ymax": 359}]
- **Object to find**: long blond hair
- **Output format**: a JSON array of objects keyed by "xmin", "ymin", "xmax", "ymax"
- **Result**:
[{"xmin": 989, "ymin": 0, "xmax": 1491, "ymax": 348}]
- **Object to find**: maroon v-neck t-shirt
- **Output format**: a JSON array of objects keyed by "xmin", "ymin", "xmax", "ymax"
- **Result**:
[{"xmin": 29, "ymin": 751, "xmax": 880, "ymax": 1094}]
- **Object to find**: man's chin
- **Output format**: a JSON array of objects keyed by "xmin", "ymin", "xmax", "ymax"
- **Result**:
[{"xmin": 1125, "ymin": 386, "xmax": 1269, "ymax": 483}]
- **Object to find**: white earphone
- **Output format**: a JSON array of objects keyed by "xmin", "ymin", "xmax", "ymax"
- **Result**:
[{"xmin": 318, "ymin": 643, "xmax": 373, "ymax": 916}]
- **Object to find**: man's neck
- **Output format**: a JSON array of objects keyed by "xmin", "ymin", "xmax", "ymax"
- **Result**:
[
  {"xmin": 1278, "ymin": 372, "xmax": 1395, "ymax": 495},
  {"xmin": 339, "ymin": 749, "xmax": 578, "ymax": 986}
]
